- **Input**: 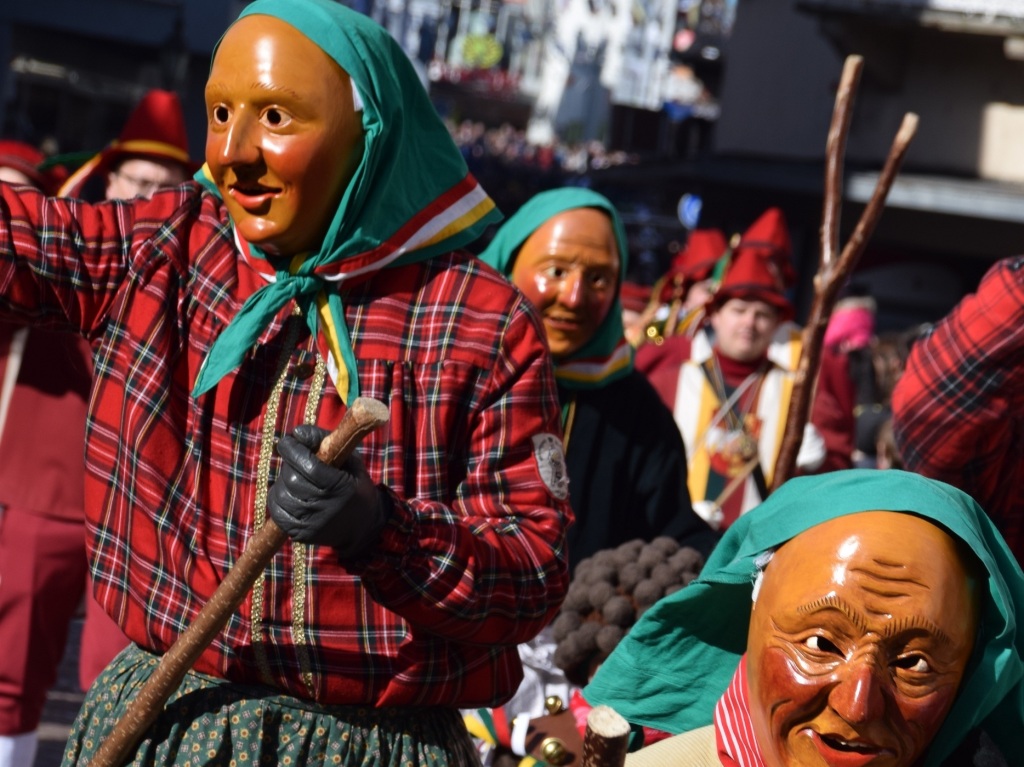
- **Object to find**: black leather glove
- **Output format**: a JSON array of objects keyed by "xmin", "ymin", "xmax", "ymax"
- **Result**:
[{"xmin": 268, "ymin": 424, "xmax": 387, "ymax": 558}]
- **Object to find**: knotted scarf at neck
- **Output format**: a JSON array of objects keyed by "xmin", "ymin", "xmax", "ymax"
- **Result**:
[{"xmin": 191, "ymin": 0, "xmax": 500, "ymax": 403}]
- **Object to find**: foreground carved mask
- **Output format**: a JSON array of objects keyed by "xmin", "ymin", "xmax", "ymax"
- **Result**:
[{"xmin": 747, "ymin": 511, "xmax": 979, "ymax": 767}]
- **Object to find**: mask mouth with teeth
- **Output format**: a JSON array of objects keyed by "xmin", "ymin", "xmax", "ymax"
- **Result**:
[
  {"xmin": 813, "ymin": 729, "xmax": 893, "ymax": 761},
  {"xmin": 822, "ymin": 735, "xmax": 875, "ymax": 751}
]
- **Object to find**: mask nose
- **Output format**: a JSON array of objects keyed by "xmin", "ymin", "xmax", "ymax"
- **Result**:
[
  {"xmin": 558, "ymin": 271, "xmax": 584, "ymax": 308},
  {"xmin": 829, "ymin": 657, "xmax": 886, "ymax": 725},
  {"xmin": 217, "ymin": 112, "xmax": 260, "ymax": 167}
]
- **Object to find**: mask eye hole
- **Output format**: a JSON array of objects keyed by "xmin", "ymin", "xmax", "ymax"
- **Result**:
[
  {"xmin": 805, "ymin": 635, "xmax": 842, "ymax": 656},
  {"xmin": 261, "ymin": 107, "xmax": 293, "ymax": 130},
  {"xmin": 893, "ymin": 654, "xmax": 931, "ymax": 674}
]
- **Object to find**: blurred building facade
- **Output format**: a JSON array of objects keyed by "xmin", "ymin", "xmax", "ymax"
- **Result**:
[
  {"xmin": 590, "ymin": 0, "xmax": 1024, "ymax": 328},
  {"xmin": 2, "ymin": 0, "xmax": 1023, "ymax": 327},
  {"xmin": 0, "ymin": 0, "xmax": 237, "ymax": 161},
  {"xmin": 725, "ymin": 0, "xmax": 1024, "ymax": 328},
  {"xmin": 0, "ymin": 0, "xmax": 726, "ymax": 155}
]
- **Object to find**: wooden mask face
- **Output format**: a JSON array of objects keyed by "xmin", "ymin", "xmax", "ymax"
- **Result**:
[
  {"xmin": 205, "ymin": 14, "xmax": 363, "ymax": 256},
  {"xmin": 511, "ymin": 207, "xmax": 620, "ymax": 360},
  {"xmin": 746, "ymin": 511, "xmax": 979, "ymax": 767}
]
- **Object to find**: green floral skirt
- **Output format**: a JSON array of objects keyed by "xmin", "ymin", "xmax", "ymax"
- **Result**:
[{"xmin": 62, "ymin": 645, "xmax": 481, "ymax": 766}]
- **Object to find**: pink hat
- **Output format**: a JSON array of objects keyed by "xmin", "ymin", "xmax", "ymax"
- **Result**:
[{"xmin": 824, "ymin": 298, "xmax": 876, "ymax": 350}]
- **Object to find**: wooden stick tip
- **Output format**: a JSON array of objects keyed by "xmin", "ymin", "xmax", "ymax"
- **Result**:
[
  {"xmin": 900, "ymin": 112, "xmax": 920, "ymax": 138},
  {"xmin": 349, "ymin": 397, "xmax": 390, "ymax": 426},
  {"xmin": 586, "ymin": 705, "xmax": 632, "ymax": 737},
  {"xmin": 842, "ymin": 54, "xmax": 864, "ymax": 79}
]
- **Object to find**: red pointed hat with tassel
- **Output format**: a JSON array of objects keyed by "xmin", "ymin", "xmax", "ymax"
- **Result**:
[
  {"xmin": 672, "ymin": 228, "xmax": 729, "ymax": 280},
  {"xmin": 709, "ymin": 243, "xmax": 794, "ymax": 321},
  {"xmin": 0, "ymin": 140, "xmax": 66, "ymax": 193},
  {"xmin": 58, "ymin": 89, "xmax": 198, "ymax": 198},
  {"xmin": 620, "ymin": 281, "xmax": 653, "ymax": 314},
  {"xmin": 658, "ymin": 228, "xmax": 729, "ymax": 304},
  {"xmin": 730, "ymin": 206, "xmax": 796, "ymax": 289}
]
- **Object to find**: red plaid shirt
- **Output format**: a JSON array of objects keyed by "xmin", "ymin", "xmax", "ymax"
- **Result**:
[
  {"xmin": 892, "ymin": 256, "xmax": 1024, "ymax": 561},
  {"xmin": 0, "ymin": 182, "xmax": 572, "ymax": 707}
]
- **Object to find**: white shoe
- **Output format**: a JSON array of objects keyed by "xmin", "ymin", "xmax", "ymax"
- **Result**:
[{"xmin": 0, "ymin": 731, "xmax": 38, "ymax": 767}]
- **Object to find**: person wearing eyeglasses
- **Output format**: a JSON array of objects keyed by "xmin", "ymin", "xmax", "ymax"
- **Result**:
[
  {"xmin": 105, "ymin": 161, "xmax": 186, "ymax": 199},
  {"xmin": 58, "ymin": 88, "xmax": 198, "ymax": 202}
]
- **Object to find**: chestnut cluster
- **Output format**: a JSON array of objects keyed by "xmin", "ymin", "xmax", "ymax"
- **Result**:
[{"xmin": 551, "ymin": 537, "xmax": 704, "ymax": 686}]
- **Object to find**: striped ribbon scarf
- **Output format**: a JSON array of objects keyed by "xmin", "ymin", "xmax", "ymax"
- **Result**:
[
  {"xmin": 714, "ymin": 655, "xmax": 766, "ymax": 767},
  {"xmin": 197, "ymin": 172, "xmax": 497, "ymax": 403}
]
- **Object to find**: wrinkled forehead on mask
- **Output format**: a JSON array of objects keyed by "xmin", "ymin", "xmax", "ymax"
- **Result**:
[{"xmin": 751, "ymin": 511, "xmax": 984, "ymax": 627}]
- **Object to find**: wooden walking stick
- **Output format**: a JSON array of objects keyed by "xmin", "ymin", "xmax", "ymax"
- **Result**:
[
  {"xmin": 580, "ymin": 706, "xmax": 632, "ymax": 767},
  {"xmin": 772, "ymin": 54, "xmax": 918, "ymax": 489},
  {"xmin": 88, "ymin": 396, "xmax": 391, "ymax": 767}
]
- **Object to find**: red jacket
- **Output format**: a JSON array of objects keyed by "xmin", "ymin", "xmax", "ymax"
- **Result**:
[
  {"xmin": 637, "ymin": 327, "xmax": 855, "ymax": 475},
  {"xmin": 893, "ymin": 256, "xmax": 1024, "ymax": 561},
  {"xmin": 0, "ymin": 321, "xmax": 91, "ymax": 521},
  {"xmin": 0, "ymin": 182, "xmax": 572, "ymax": 707}
]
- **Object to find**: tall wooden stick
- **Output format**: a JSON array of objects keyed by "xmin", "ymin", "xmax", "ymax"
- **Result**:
[
  {"xmin": 772, "ymin": 57, "xmax": 918, "ymax": 489},
  {"xmin": 88, "ymin": 397, "xmax": 390, "ymax": 767}
]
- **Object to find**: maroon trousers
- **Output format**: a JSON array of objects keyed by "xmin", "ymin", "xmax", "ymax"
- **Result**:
[{"xmin": 0, "ymin": 508, "xmax": 127, "ymax": 734}]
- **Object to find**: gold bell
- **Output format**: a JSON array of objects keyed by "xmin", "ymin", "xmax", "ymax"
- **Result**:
[
  {"xmin": 540, "ymin": 736, "xmax": 570, "ymax": 765},
  {"xmin": 543, "ymin": 695, "xmax": 565, "ymax": 715}
]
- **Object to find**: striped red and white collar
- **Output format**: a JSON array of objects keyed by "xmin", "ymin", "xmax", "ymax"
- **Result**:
[{"xmin": 714, "ymin": 655, "xmax": 766, "ymax": 767}]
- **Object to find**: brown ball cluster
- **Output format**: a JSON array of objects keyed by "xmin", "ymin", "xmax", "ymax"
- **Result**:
[{"xmin": 551, "ymin": 537, "xmax": 704, "ymax": 686}]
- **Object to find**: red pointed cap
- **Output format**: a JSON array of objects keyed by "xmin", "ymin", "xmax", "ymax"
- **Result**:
[
  {"xmin": 659, "ymin": 228, "xmax": 728, "ymax": 303},
  {"xmin": 620, "ymin": 281, "xmax": 652, "ymax": 313},
  {"xmin": 733, "ymin": 207, "xmax": 796, "ymax": 289},
  {"xmin": 0, "ymin": 140, "xmax": 54, "ymax": 192},
  {"xmin": 672, "ymin": 228, "xmax": 729, "ymax": 280},
  {"xmin": 58, "ymin": 89, "xmax": 198, "ymax": 197},
  {"xmin": 710, "ymin": 246, "xmax": 794, "ymax": 320}
]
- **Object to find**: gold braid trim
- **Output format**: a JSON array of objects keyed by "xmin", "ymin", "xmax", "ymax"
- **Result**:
[
  {"xmin": 562, "ymin": 393, "xmax": 577, "ymax": 452},
  {"xmin": 292, "ymin": 353, "xmax": 327, "ymax": 699},
  {"xmin": 251, "ymin": 309, "xmax": 304, "ymax": 686}
]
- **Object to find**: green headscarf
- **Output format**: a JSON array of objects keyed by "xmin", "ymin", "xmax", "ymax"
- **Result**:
[
  {"xmin": 478, "ymin": 187, "xmax": 633, "ymax": 390},
  {"xmin": 192, "ymin": 0, "xmax": 501, "ymax": 401},
  {"xmin": 584, "ymin": 469, "xmax": 1024, "ymax": 765}
]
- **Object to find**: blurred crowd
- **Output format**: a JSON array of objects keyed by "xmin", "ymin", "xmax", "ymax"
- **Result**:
[{"xmin": 447, "ymin": 119, "xmax": 638, "ymax": 214}]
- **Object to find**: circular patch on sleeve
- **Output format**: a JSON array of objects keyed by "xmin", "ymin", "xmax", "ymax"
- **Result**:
[{"xmin": 532, "ymin": 433, "xmax": 569, "ymax": 501}]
